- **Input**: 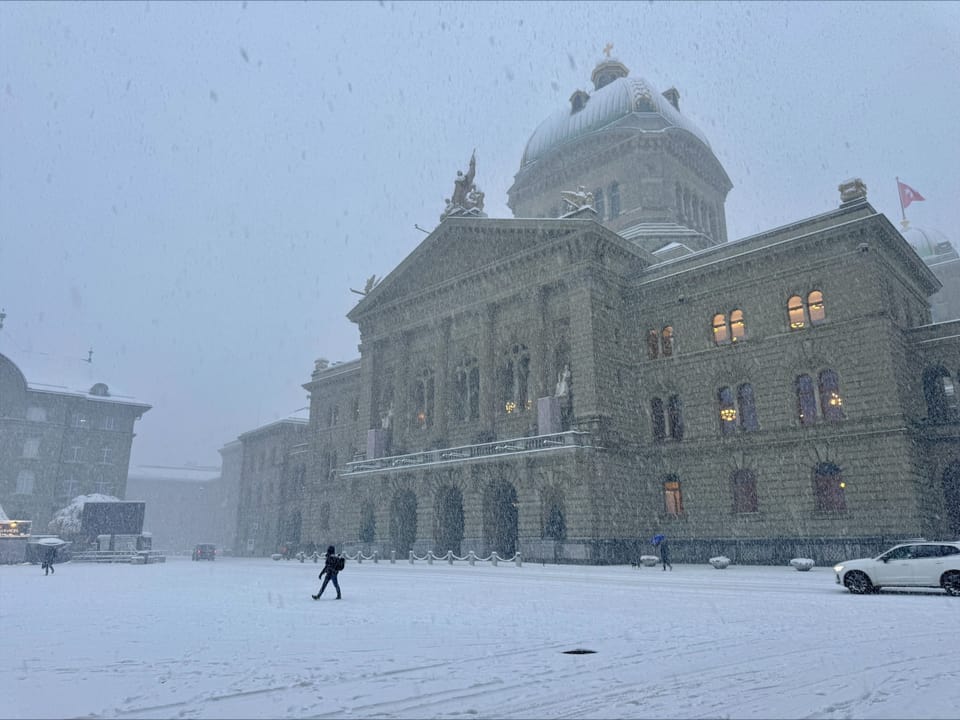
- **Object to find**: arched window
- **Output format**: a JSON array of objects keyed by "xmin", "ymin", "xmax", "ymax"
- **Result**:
[
  {"xmin": 808, "ymin": 290, "xmax": 826, "ymax": 325},
  {"xmin": 730, "ymin": 309, "xmax": 746, "ymax": 342},
  {"xmin": 661, "ymin": 326, "xmax": 674, "ymax": 357},
  {"xmin": 455, "ymin": 356, "xmax": 480, "ymax": 421},
  {"xmin": 814, "ymin": 462, "xmax": 846, "ymax": 512},
  {"xmin": 788, "ymin": 294, "xmax": 806, "ymax": 329},
  {"xmin": 731, "ymin": 470, "xmax": 758, "ymax": 513},
  {"xmin": 413, "ymin": 367, "xmax": 435, "ymax": 429},
  {"xmin": 501, "ymin": 344, "xmax": 530, "ymax": 414},
  {"xmin": 819, "ymin": 369, "xmax": 844, "ymax": 421},
  {"xmin": 923, "ymin": 366, "xmax": 958, "ymax": 423},
  {"xmin": 712, "ymin": 313, "xmax": 729, "ymax": 344},
  {"xmin": 608, "ymin": 181, "xmax": 621, "ymax": 218},
  {"xmin": 737, "ymin": 383, "xmax": 759, "ymax": 432},
  {"xmin": 663, "ymin": 476, "xmax": 684, "ymax": 516},
  {"xmin": 646, "ymin": 329, "xmax": 660, "ymax": 359},
  {"xmin": 651, "ymin": 397, "xmax": 666, "ymax": 442},
  {"xmin": 718, "ymin": 386, "xmax": 737, "ymax": 435},
  {"xmin": 668, "ymin": 394, "xmax": 684, "ymax": 441},
  {"xmin": 796, "ymin": 374, "xmax": 817, "ymax": 425}
]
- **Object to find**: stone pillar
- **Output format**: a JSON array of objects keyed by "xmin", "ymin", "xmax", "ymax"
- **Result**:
[
  {"xmin": 566, "ymin": 273, "xmax": 598, "ymax": 419},
  {"xmin": 480, "ymin": 305, "xmax": 497, "ymax": 432},
  {"xmin": 436, "ymin": 318, "xmax": 452, "ymax": 441},
  {"xmin": 538, "ymin": 396, "xmax": 562, "ymax": 435}
]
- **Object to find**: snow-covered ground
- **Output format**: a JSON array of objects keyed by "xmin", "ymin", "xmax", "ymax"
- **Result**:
[{"xmin": 3, "ymin": 556, "xmax": 958, "ymax": 719}]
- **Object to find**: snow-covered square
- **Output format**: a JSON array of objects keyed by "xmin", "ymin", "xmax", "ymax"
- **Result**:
[{"xmin": 3, "ymin": 557, "xmax": 958, "ymax": 719}]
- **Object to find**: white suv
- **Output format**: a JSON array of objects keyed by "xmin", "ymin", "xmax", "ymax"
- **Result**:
[{"xmin": 834, "ymin": 541, "xmax": 960, "ymax": 595}]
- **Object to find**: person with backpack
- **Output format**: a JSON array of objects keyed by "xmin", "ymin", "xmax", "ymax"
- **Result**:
[
  {"xmin": 652, "ymin": 533, "xmax": 672, "ymax": 571},
  {"xmin": 312, "ymin": 545, "xmax": 343, "ymax": 600},
  {"xmin": 41, "ymin": 545, "xmax": 57, "ymax": 575}
]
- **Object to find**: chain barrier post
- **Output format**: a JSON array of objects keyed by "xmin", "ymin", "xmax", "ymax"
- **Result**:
[
  {"xmin": 491, "ymin": 552, "xmax": 498, "ymax": 567},
  {"xmin": 468, "ymin": 550, "xmax": 475, "ymax": 566},
  {"xmin": 515, "ymin": 552, "xmax": 522, "ymax": 567},
  {"xmin": 447, "ymin": 550, "xmax": 454, "ymax": 565},
  {"xmin": 390, "ymin": 549, "xmax": 396, "ymax": 564},
  {"xmin": 409, "ymin": 550, "xmax": 415, "ymax": 564}
]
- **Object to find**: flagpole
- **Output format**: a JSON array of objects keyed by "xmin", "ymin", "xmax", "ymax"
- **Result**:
[{"xmin": 896, "ymin": 176, "xmax": 909, "ymax": 230}]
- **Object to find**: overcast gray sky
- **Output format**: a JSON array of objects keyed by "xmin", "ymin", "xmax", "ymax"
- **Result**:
[{"xmin": 2, "ymin": 1, "xmax": 958, "ymax": 468}]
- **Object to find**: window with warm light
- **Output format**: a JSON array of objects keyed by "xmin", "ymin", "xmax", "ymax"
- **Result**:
[
  {"xmin": 788, "ymin": 294, "xmax": 806, "ymax": 329},
  {"xmin": 808, "ymin": 290, "xmax": 826, "ymax": 324},
  {"xmin": 814, "ymin": 462, "xmax": 846, "ymax": 511},
  {"xmin": 730, "ymin": 309, "xmax": 746, "ymax": 341},
  {"xmin": 501, "ymin": 344, "xmax": 530, "ymax": 414},
  {"xmin": 712, "ymin": 313, "xmax": 729, "ymax": 344},
  {"xmin": 663, "ymin": 477, "xmax": 684, "ymax": 516},
  {"xmin": 414, "ymin": 367, "xmax": 435, "ymax": 429},
  {"xmin": 661, "ymin": 326, "xmax": 674, "ymax": 357},
  {"xmin": 718, "ymin": 386, "xmax": 737, "ymax": 435},
  {"xmin": 819, "ymin": 369, "xmax": 844, "ymax": 421}
]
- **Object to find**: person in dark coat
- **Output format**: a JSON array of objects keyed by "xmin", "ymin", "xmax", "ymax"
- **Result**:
[
  {"xmin": 42, "ymin": 546, "xmax": 57, "ymax": 575},
  {"xmin": 653, "ymin": 534, "xmax": 672, "ymax": 571},
  {"xmin": 312, "ymin": 545, "xmax": 342, "ymax": 600}
]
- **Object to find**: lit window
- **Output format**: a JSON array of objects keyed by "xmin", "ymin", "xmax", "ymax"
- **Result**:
[
  {"xmin": 661, "ymin": 326, "xmax": 674, "ymax": 357},
  {"xmin": 663, "ymin": 477, "xmax": 684, "ymax": 516},
  {"xmin": 796, "ymin": 374, "xmax": 818, "ymax": 425},
  {"xmin": 730, "ymin": 309, "xmax": 746, "ymax": 342},
  {"xmin": 712, "ymin": 314, "xmax": 729, "ymax": 344},
  {"xmin": 415, "ymin": 367, "xmax": 435, "ymax": 428},
  {"xmin": 819, "ymin": 369, "xmax": 844, "ymax": 421},
  {"xmin": 808, "ymin": 290, "xmax": 826, "ymax": 325},
  {"xmin": 814, "ymin": 462, "xmax": 846, "ymax": 512},
  {"xmin": 788, "ymin": 295, "xmax": 806, "ymax": 329},
  {"xmin": 501, "ymin": 344, "xmax": 530, "ymax": 414},
  {"xmin": 718, "ymin": 386, "xmax": 737, "ymax": 435},
  {"xmin": 72, "ymin": 413, "xmax": 87, "ymax": 427}
]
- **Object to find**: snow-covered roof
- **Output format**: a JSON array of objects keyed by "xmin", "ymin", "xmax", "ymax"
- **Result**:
[
  {"xmin": 900, "ymin": 225, "xmax": 957, "ymax": 261},
  {"xmin": 0, "ymin": 349, "xmax": 150, "ymax": 408},
  {"xmin": 521, "ymin": 73, "xmax": 712, "ymax": 167}
]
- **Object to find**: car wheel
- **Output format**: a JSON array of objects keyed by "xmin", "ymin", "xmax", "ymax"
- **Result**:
[
  {"xmin": 844, "ymin": 570, "xmax": 873, "ymax": 595},
  {"xmin": 942, "ymin": 571, "xmax": 960, "ymax": 597}
]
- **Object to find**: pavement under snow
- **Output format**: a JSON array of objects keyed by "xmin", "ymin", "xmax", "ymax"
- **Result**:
[{"xmin": 3, "ymin": 556, "xmax": 958, "ymax": 718}]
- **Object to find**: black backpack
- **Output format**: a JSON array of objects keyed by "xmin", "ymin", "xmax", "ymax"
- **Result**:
[{"xmin": 336, "ymin": 555, "xmax": 346, "ymax": 572}]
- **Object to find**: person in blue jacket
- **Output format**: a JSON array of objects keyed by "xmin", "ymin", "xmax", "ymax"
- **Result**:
[{"xmin": 652, "ymin": 534, "xmax": 672, "ymax": 571}]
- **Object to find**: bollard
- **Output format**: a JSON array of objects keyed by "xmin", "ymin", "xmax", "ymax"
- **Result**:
[
  {"xmin": 468, "ymin": 550, "xmax": 476, "ymax": 566},
  {"xmin": 515, "ymin": 552, "xmax": 522, "ymax": 567},
  {"xmin": 491, "ymin": 552, "xmax": 498, "ymax": 567},
  {"xmin": 427, "ymin": 551, "xmax": 434, "ymax": 565},
  {"xmin": 390, "ymin": 549, "xmax": 396, "ymax": 564},
  {"xmin": 373, "ymin": 551, "xmax": 379, "ymax": 564},
  {"xmin": 409, "ymin": 550, "xmax": 415, "ymax": 564},
  {"xmin": 447, "ymin": 550, "xmax": 453, "ymax": 565}
]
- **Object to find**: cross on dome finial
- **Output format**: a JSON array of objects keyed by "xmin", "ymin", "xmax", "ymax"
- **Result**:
[{"xmin": 603, "ymin": 42, "xmax": 614, "ymax": 58}]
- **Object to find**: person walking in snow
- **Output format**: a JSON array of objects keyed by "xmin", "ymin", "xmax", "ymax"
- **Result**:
[
  {"xmin": 41, "ymin": 545, "xmax": 57, "ymax": 575},
  {"xmin": 652, "ymin": 533, "xmax": 672, "ymax": 571},
  {"xmin": 312, "ymin": 545, "xmax": 342, "ymax": 600}
]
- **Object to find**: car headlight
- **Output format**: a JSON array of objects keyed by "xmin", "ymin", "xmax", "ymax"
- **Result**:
[{"xmin": 833, "ymin": 564, "xmax": 844, "ymax": 573}]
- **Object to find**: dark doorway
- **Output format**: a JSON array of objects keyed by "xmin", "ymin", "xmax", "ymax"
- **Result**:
[
  {"xmin": 389, "ymin": 489, "xmax": 418, "ymax": 556},
  {"xmin": 434, "ymin": 485, "xmax": 464, "ymax": 555},
  {"xmin": 483, "ymin": 478, "xmax": 518, "ymax": 556}
]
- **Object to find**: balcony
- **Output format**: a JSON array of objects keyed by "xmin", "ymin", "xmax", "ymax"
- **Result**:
[{"xmin": 342, "ymin": 430, "xmax": 593, "ymax": 476}]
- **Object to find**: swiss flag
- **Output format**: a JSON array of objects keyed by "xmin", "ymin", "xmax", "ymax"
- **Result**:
[{"xmin": 898, "ymin": 180, "xmax": 925, "ymax": 209}]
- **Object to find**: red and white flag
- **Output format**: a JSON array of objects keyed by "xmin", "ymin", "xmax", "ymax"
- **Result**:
[{"xmin": 897, "ymin": 180, "xmax": 925, "ymax": 209}]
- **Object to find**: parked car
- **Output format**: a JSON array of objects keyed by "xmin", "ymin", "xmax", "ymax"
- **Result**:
[
  {"xmin": 192, "ymin": 543, "xmax": 216, "ymax": 561},
  {"xmin": 834, "ymin": 541, "xmax": 960, "ymax": 595}
]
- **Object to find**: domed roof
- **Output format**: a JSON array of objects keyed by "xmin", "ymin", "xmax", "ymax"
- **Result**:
[
  {"xmin": 901, "ymin": 225, "xmax": 955, "ymax": 260},
  {"xmin": 521, "ymin": 68, "xmax": 712, "ymax": 168}
]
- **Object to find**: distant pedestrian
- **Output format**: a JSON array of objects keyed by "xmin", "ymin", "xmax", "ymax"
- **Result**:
[
  {"xmin": 41, "ymin": 546, "xmax": 57, "ymax": 575},
  {"xmin": 312, "ymin": 545, "xmax": 342, "ymax": 600},
  {"xmin": 652, "ymin": 534, "xmax": 672, "ymax": 571}
]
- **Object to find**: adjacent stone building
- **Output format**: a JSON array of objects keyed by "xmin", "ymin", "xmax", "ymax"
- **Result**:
[
  {"xmin": 0, "ymin": 351, "xmax": 150, "ymax": 530},
  {"xmin": 250, "ymin": 55, "xmax": 960, "ymax": 565}
]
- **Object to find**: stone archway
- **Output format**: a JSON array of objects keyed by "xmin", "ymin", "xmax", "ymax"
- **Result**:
[
  {"xmin": 434, "ymin": 485, "xmax": 464, "ymax": 555},
  {"xmin": 943, "ymin": 461, "xmax": 960, "ymax": 537},
  {"xmin": 483, "ymin": 477, "xmax": 518, "ymax": 557},
  {"xmin": 389, "ymin": 489, "xmax": 418, "ymax": 555}
]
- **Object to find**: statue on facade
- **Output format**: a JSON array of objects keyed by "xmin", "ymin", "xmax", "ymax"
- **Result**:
[
  {"xmin": 560, "ymin": 186, "xmax": 594, "ymax": 213},
  {"xmin": 350, "ymin": 274, "xmax": 380, "ymax": 296},
  {"xmin": 441, "ymin": 150, "xmax": 486, "ymax": 221},
  {"xmin": 555, "ymin": 365, "xmax": 571, "ymax": 398}
]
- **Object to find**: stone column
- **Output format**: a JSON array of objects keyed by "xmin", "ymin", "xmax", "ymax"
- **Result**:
[
  {"xmin": 480, "ymin": 305, "xmax": 497, "ymax": 434},
  {"xmin": 436, "ymin": 318, "xmax": 452, "ymax": 442}
]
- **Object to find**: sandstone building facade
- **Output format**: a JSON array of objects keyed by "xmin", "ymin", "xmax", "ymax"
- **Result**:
[{"xmin": 240, "ymin": 56, "xmax": 960, "ymax": 564}]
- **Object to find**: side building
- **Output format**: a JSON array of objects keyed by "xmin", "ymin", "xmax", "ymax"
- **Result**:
[{"xmin": 0, "ymin": 351, "xmax": 150, "ymax": 530}]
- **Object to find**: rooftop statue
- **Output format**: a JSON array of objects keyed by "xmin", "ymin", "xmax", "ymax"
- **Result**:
[
  {"xmin": 441, "ymin": 150, "xmax": 486, "ymax": 221},
  {"xmin": 560, "ymin": 186, "xmax": 594, "ymax": 213}
]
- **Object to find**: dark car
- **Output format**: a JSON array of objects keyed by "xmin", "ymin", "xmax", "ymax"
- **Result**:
[{"xmin": 192, "ymin": 543, "xmax": 216, "ymax": 561}]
